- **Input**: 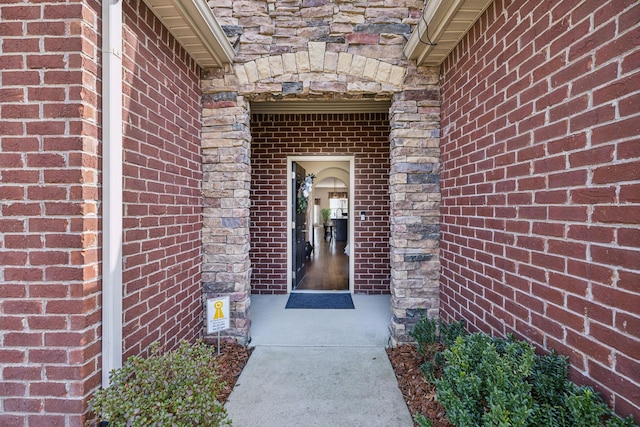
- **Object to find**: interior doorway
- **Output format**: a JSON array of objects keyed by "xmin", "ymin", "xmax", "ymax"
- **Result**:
[{"xmin": 287, "ymin": 156, "xmax": 355, "ymax": 294}]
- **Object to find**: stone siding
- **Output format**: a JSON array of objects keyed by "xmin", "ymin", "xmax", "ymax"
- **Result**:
[
  {"xmin": 201, "ymin": 94, "xmax": 253, "ymax": 343},
  {"xmin": 389, "ymin": 71, "xmax": 442, "ymax": 344},
  {"xmin": 201, "ymin": 0, "xmax": 441, "ymax": 344}
]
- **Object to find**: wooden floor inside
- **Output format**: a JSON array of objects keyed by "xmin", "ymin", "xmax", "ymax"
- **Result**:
[{"xmin": 296, "ymin": 227, "xmax": 349, "ymax": 291}]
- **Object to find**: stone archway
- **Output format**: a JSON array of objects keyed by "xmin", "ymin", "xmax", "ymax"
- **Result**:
[
  {"xmin": 200, "ymin": 48, "xmax": 441, "ymax": 345},
  {"xmin": 233, "ymin": 42, "xmax": 406, "ymax": 97}
]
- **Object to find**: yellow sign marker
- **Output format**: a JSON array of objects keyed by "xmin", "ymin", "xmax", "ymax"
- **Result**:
[
  {"xmin": 207, "ymin": 296, "xmax": 230, "ymax": 334},
  {"xmin": 213, "ymin": 300, "xmax": 224, "ymax": 320}
]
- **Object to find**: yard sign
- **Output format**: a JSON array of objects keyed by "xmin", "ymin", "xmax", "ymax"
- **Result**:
[{"xmin": 207, "ymin": 296, "xmax": 230, "ymax": 334}]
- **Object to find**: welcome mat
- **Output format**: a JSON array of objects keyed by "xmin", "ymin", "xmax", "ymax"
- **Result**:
[{"xmin": 285, "ymin": 293, "xmax": 355, "ymax": 309}]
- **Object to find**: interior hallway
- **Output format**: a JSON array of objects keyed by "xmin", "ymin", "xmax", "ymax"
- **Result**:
[{"xmin": 296, "ymin": 225, "xmax": 349, "ymax": 291}]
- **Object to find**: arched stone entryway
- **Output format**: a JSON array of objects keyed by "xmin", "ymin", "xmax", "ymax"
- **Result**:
[{"xmin": 201, "ymin": 45, "xmax": 440, "ymax": 344}]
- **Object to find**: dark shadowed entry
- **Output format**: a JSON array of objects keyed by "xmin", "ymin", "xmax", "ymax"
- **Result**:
[{"xmin": 292, "ymin": 162, "xmax": 307, "ymax": 289}]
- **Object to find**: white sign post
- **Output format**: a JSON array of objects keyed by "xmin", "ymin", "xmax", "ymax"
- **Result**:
[{"xmin": 207, "ymin": 296, "xmax": 230, "ymax": 354}]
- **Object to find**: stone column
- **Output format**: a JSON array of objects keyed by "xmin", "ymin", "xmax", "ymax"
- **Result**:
[
  {"xmin": 388, "ymin": 75, "xmax": 441, "ymax": 345},
  {"xmin": 201, "ymin": 88, "xmax": 252, "ymax": 344}
]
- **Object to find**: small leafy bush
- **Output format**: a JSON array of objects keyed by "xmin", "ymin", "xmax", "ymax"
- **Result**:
[
  {"xmin": 440, "ymin": 318, "xmax": 466, "ymax": 348},
  {"xmin": 410, "ymin": 314, "xmax": 466, "ymax": 356},
  {"xmin": 433, "ymin": 329, "xmax": 637, "ymax": 427},
  {"xmin": 410, "ymin": 314, "xmax": 466, "ymax": 382},
  {"xmin": 410, "ymin": 314, "xmax": 438, "ymax": 357},
  {"xmin": 529, "ymin": 351, "xmax": 636, "ymax": 427},
  {"xmin": 88, "ymin": 340, "xmax": 230, "ymax": 427},
  {"xmin": 414, "ymin": 413, "xmax": 434, "ymax": 427},
  {"xmin": 436, "ymin": 333, "xmax": 535, "ymax": 427}
]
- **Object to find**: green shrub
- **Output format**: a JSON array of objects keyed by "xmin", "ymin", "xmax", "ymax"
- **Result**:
[
  {"xmin": 409, "ymin": 313, "xmax": 439, "ymax": 357},
  {"xmin": 528, "ymin": 350, "xmax": 637, "ymax": 427},
  {"xmin": 440, "ymin": 318, "xmax": 466, "ymax": 348},
  {"xmin": 436, "ymin": 333, "xmax": 535, "ymax": 427},
  {"xmin": 431, "ymin": 328, "xmax": 637, "ymax": 427},
  {"xmin": 410, "ymin": 314, "xmax": 466, "ymax": 357},
  {"xmin": 566, "ymin": 385, "xmax": 610, "ymax": 426},
  {"xmin": 88, "ymin": 340, "xmax": 230, "ymax": 427},
  {"xmin": 410, "ymin": 315, "xmax": 466, "ymax": 383},
  {"xmin": 414, "ymin": 413, "xmax": 434, "ymax": 427}
]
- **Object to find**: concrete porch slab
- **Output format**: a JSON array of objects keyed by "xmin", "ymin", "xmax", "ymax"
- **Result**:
[
  {"xmin": 224, "ymin": 294, "xmax": 413, "ymax": 426},
  {"xmin": 247, "ymin": 294, "xmax": 393, "ymax": 347},
  {"xmin": 225, "ymin": 346, "xmax": 414, "ymax": 427}
]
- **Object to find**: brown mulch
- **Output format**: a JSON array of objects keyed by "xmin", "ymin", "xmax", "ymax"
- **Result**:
[
  {"xmin": 386, "ymin": 344, "xmax": 453, "ymax": 427},
  {"xmin": 213, "ymin": 340, "xmax": 450, "ymax": 426},
  {"xmin": 212, "ymin": 340, "xmax": 253, "ymax": 403}
]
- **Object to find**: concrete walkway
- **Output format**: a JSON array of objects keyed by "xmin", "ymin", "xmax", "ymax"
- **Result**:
[{"xmin": 224, "ymin": 294, "xmax": 414, "ymax": 427}]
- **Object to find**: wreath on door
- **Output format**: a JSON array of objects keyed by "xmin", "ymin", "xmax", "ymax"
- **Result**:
[{"xmin": 296, "ymin": 174, "xmax": 315, "ymax": 214}]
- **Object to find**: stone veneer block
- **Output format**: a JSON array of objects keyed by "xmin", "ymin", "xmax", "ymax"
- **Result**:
[
  {"xmin": 380, "ymin": 83, "xmax": 401, "ymax": 95},
  {"xmin": 324, "ymin": 51, "xmax": 339, "ymax": 73},
  {"xmin": 308, "ymin": 42, "xmax": 326, "ymax": 72},
  {"xmin": 244, "ymin": 61, "xmax": 259, "ymax": 83},
  {"xmin": 224, "ymin": 73, "xmax": 239, "ymax": 89},
  {"xmin": 349, "ymin": 55, "xmax": 367, "ymax": 77},
  {"xmin": 337, "ymin": 52, "xmax": 353, "ymax": 74},
  {"xmin": 363, "ymin": 58, "xmax": 379, "ymax": 80},
  {"xmin": 296, "ymin": 51, "xmax": 311, "ymax": 73},
  {"xmin": 389, "ymin": 65, "xmax": 406, "ymax": 87},
  {"xmin": 282, "ymin": 53, "xmax": 298, "ymax": 74},
  {"xmin": 234, "ymin": 64, "xmax": 249, "ymax": 85},
  {"xmin": 202, "ymin": 111, "xmax": 236, "ymax": 126},
  {"xmin": 269, "ymin": 56, "xmax": 284, "ymax": 77},
  {"xmin": 310, "ymin": 81, "xmax": 347, "ymax": 93},
  {"xmin": 201, "ymin": 133, "xmax": 225, "ymax": 148},
  {"xmin": 347, "ymin": 81, "xmax": 381, "ymax": 93},
  {"xmin": 255, "ymin": 57, "xmax": 271, "ymax": 80},
  {"xmin": 390, "ymin": 127, "xmax": 430, "ymax": 138},
  {"xmin": 375, "ymin": 61, "xmax": 392, "ymax": 83},
  {"xmin": 333, "ymin": 11, "xmax": 365, "ymax": 24}
]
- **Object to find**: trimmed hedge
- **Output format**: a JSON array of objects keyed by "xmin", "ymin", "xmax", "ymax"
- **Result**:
[{"xmin": 410, "ymin": 316, "xmax": 637, "ymax": 427}]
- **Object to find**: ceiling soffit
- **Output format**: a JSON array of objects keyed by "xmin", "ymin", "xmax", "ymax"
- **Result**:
[
  {"xmin": 404, "ymin": 0, "xmax": 493, "ymax": 66},
  {"xmin": 141, "ymin": 0, "xmax": 235, "ymax": 68}
]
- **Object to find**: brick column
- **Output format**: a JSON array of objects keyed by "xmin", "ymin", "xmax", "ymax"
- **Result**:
[
  {"xmin": 0, "ymin": 1, "xmax": 101, "ymax": 424},
  {"xmin": 388, "ymin": 79, "xmax": 441, "ymax": 344},
  {"xmin": 201, "ymin": 91, "xmax": 252, "ymax": 344}
]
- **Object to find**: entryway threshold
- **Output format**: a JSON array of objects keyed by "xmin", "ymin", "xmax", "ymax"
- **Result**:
[{"xmin": 248, "ymin": 294, "xmax": 392, "ymax": 347}]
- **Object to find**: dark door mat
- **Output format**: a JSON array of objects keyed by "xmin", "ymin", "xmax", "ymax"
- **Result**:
[{"xmin": 285, "ymin": 293, "xmax": 355, "ymax": 309}]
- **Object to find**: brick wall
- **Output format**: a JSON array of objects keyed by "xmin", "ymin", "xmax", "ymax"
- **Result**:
[
  {"xmin": 250, "ymin": 113, "xmax": 391, "ymax": 294},
  {"xmin": 121, "ymin": 0, "xmax": 204, "ymax": 360},
  {"xmin": 440, "ymin": 0, "xmax": 639, "ymax": 419},
  {"xmin": 0, "ymin": 1, "xmax": 101, "ymax": 425},
  {"xmin": 0, "ymin": 0, "xmax": 205, "ymax": 424}
]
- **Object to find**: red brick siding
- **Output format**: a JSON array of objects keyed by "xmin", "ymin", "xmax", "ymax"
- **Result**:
[
  {"xmin": 440, "ymin": 0, "xmax": 639, "ymax": 419},
  {"xmin": 0, "ymin": 1, "xmax": 101, "ymax": 426},
  {"xmin": 250, "ymin": 113, "xmax": 390, "ymax": 295},
  {"xmin": 121, "ymin": 0, "xmax": 203, "ymax": 360}
]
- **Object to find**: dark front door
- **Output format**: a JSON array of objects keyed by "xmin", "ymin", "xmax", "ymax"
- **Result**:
[{"xmin": 292, "ymin": 162, "xmax": 307, "ymax": 289}]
